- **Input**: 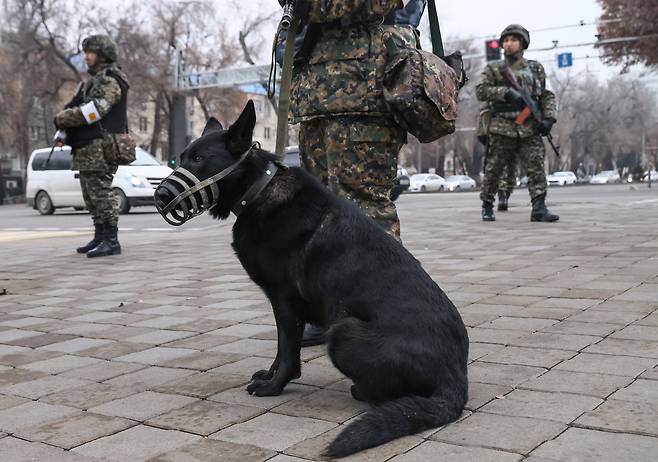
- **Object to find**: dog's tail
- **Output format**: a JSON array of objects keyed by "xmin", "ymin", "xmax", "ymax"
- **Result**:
[{"xmin": 323, "ymin": 388, "xmax": 466, "ymax": 458}]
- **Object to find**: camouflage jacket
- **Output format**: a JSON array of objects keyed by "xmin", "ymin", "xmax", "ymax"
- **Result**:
[
  {"xmin": 475, "ymin": 57, "xmax": 556, "ymax": 138},
  {"xmin": 290, "ymin": 0, "xmax": 403, "ymax": 123},
  {"xmin": 55, "ymin": 64, "xmax": 128, "ymax": 171}
]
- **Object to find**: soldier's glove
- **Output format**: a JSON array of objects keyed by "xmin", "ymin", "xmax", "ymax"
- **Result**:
[
  {"xmin": 505, "ymin": 88, "xmax": 524, "ymax": 104},
  {"xmin": 538, "ymin": 118, "xmax": 556, "ymax": 136},
  {"xmin": 477, "ymin": 135, "xmax": 488, "ymax": 146}
]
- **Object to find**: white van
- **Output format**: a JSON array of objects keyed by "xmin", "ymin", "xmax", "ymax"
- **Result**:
[{"xmin": 26, "ymin": 147, "xmax": 172, "ymax": 215}]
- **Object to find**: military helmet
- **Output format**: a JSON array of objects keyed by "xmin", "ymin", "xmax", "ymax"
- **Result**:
[
  {"xmin": 500, "ymin": 24, "xmax": 530, "ymax": 49},
  {"xmin": 82, "ymin": 34, "xmax": 118, "ymax": 62}
]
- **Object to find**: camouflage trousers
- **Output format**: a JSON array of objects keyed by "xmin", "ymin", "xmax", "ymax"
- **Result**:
[
  {"xmin": 498, "ymin": 154, "xmax": 517, "ymax": 193},
  {"xmin": 480, "ymin": 134, "xmax": 547, "ymax": 204},
  {"xmin": 79, "ymin": 170, "xmax": 118, "ymax": 227},
  {"xmin": 299, "ymin": 116, "xmax": 405, "ymax": 238}
]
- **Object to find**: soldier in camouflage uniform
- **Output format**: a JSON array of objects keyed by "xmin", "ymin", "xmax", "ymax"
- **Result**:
[
  {"xmin": 476, "ymin": 24, "xmax": 559, "ymax": 222},
  {"xmin": 54, "ymin": 35, "xmax": 130, "ymax": 257}
]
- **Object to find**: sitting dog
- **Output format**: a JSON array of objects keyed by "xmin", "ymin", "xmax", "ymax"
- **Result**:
[{"xmin": 155, "ymin": 101, "xmax": 469, "ymax": 458}]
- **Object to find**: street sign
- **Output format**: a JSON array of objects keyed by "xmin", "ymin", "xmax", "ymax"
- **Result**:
[{"xmin": 557, "ymin": 52, "xmax": 573, "ymax": 68}]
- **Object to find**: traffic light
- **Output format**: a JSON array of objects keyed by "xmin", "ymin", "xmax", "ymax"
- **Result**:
[
  {"xmin": 168, "ymin": 158, "xmax": 177, "ymax": 168},
  {"xmin": 485, "ymin": 39, "xmax": 501, "ymax": 61}
]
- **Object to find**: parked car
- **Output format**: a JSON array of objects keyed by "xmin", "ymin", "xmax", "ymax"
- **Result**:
[
  {"xmin": 517, "ymin": 176, "xmax": 528, "ymax": 187},
  {"xmin": 546, "ymin": 171, "xmax": 577, "ymax": 186},
  {"xmin": 640, "ymin": 170, "xmax": 658, "ymax": 182},
  {"xmin": 26, "ymin": 146, "xmax": 172, "ymax": 215},
  {"xmin": 390, "ymin": 165, "xmax": 410, "ymax": 201},
  {"xmin": 408, "ymin": 173, "xmax": 446, "ymax": 193},
  {"xmin": 444, "ymin": 175, "xmax": 476, "ymax": 192},
  {"xmin": 282, "ymin": 145, "xmax": 301, "ymax": 167},
  {"xmin": 589, "ymin": 170, "xmax": 621, "ymax": 184}
]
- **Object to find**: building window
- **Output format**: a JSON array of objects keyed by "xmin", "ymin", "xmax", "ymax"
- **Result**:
[
  {"xmin": 254, "ymin": 99, "xmax": 264, "ymax": 115},
  {"xmin": 263, "ymin": 127, "xmax": 271, "ymax": 139},
  {"xmin": 139, "ymin": 116, "xmax": 148, "ymax": 133}
]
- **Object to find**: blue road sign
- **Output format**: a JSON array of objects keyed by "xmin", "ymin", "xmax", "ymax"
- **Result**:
[{"xmin": 558, "ymin": 52, "xmax": 573, "ymax": 68}]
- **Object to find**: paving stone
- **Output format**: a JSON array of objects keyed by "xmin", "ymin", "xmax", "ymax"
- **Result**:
[
  {"xmin": 145, "ymin": 439, "xmax": 275, "ymax": 462},
  {"xmin": 209, "ymin": 383, "xmax": 319, "ymax": 410},
  {"xmin": 130, "ymin": 315, "xmax": 198, "ymax": 329},
  {"xmin": 0, "ymin": 436, "xmax": 94, "ymax": 462},
  {"xmin": 78, "ymin": 340, "xmax": 152, "ymax": 359},
  {"xmin": 530, "ymin": 298, "xmax": 601, "ymax": 309},
  {"xmin": 388, "ymin": 440, "xmax": 522, "ymax": 462},
  {"xmin": 481, "ymin": 346, "xmax": 575, "ymax": 368},
  {"xmin": 73, "ymin": 425, "xmax": 201, "ymax": 461},
  {"xmin": 16, "ymin": 412, "xmax": 136, "ymax": 449},
  {"xmin": 0, "ymin": 328, "xmax": 43, "ymax": 342},
  {"xmin": 41, "ymin": 382, "xmax": 137, "ymax": 409},
  {"xmin": 566, "ymin": 309, "xmax": 645, "ymax": 325},
  {"xmin": 89, "ymin": 390, "xmax": 197, "ymax": 421},
  {"xmin": 210, "ymin": 412, "xmax": 337, "ymax": 451},
  {"xmin": 520, "ymin": 369, "xmax": 633, "ymax": 397},
  {"xmin": 509, "ymin": 332, "xmax": 601, "ymax": 351},
  {"xmin": 210, "ymin": 338, "xmax": 277, "ymax": 356},
  {"xmin": 613, "ymin": 283, "xmax": 658, "ymax": 302},
  {"xmin": 480, "ymin": 389, "xmax": 602, "ymax": 423},
  {"xmin": 0, "ymin": 367, "xmax": 48, "ymax": 387},
  {"xmin": 38, "ymin": 337, "xmax": 115, "ymax": 353},
  {"xmin": 554, "ymin": 352, "xmax": 657, "ymax": 377},
  {"xmin": 293, "ymin": 361, "xmax": 346, "ymax": 388},
  {"xmin": 104, "ymin": 366, "xmax": 196, "ymax": 391},
  {"xmin": 611, "ymin": 325, "xmax": 658, "ymax": 341},
  {"xmin": 479, "ymin": 317, "xmax": 558, "ymax": 332},
  {"xmin": 532, "ymin": 427, "xmax": 658, "ymax": 462},
  {"xmin": 148, "ymin": 400, "xmax": 264, "ymax": 435},
  {"xmin": 286, "ymin": 428, "xmax": 423, "ymax": 461},
  {"xmin": 610, "ymin": 379, "xmax": 658, "ymax": 402},
  {"xmin": 466, "ymin": 382, "xmax": 513, "ymax": 410},
  {"xmin": 575, "ymin": 399, "xmax": 658, "ymax": 436},
  {"xmin": 468, "ymin": 342, "xmax": 503, "ymax": 362},
  {"xmin": 162, "ymin": 333, "xmax": 241, "ymax": 350},
  {"xmin": 19, "ymin": 354, "xmax": 101, "ymax": 374},
  {"xmin": 466, "ymin": 327, "xmax": 530, "ymax": 344},
  {"xmin": 0, "ymin": 401, "xmax": 80, "ymax": 433},
  {"xmin": 114, "ymin": 346, "xmax": 198, "ymax": 365},
  {"xmin": 159, "ymin": 351, "xmax": 245, "ymax": 370},
  {"xmin": 541, "ymin": 321, "xmax": 619, "ymax": 337},
  {"xmin": 4, "ymin": 333, "xmax": 78, "ymax": 348},
  {"xmin": 59, "ymin": 360, "xmax": 145, "ymax": 381},
  {"xmin": 432, "ymin": 412, "xmax": 565, "ymax": 454},
  {"xmin": 153, "ymin": 372, "xmax": 248, "ymax": 398},
  {"xmin": 0, "ymin": 375, "xmax": 90, "ymax": 399},
  {"xmin": 0, "ymin": 394, "xmax": 29, "ymax": 410},
  {"xmin": 273, "ymin": 389, "xmax": 368, "ymax": 423},
  {"xmin": 468, "ymin": 361, "xmax": 546, "ymax": 387},
  {"xmin": 0, "ymin": 347, "xmax": 62, "ymax": 367},
  {"xmin": 584, "ymin": 338, "xmax": 658, "ymax": 358},
  {"xmin": 208, "ymin": 356, "xmax": 278, "ymax": 381}
]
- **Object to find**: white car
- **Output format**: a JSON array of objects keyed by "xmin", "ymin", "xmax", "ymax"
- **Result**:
[
  {"xmin": 444, "ymin": 175, "xmax": 476, "ymax": 192},
  {"xmin": 547, "ymin": 171, "xmax": 577, "ymax": 186},
  {"xmin": 26, "ymin": 146, "xmax": 172, "ymax": 215},
  {"xmin": 589, "ymin": 170, "xmax": 621, "ymax": 184},
  {"xmin": 641, "ymin": 170, "xmax": 658, "ymax": 182},
  {"xmin": 408, "ymin": 173, "xmax": 446, "ymax": 192}
]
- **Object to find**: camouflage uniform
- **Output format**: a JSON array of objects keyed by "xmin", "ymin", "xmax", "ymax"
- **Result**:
[
  {"xmin": 291, "ymin": 0, "xmax": 407, "ymax": 238},
  {"xmin": 476, "ymin": 56, "xmax": 556, "ymax": 206},
  {"xmin": 54, "ymin": 35, "xmax": 129, "ymax": 255}
]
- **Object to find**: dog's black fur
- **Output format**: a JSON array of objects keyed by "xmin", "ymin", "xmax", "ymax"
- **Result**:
[{"xmin": 156, "ymin": 101, "xmax": 469, "ymax": 458}]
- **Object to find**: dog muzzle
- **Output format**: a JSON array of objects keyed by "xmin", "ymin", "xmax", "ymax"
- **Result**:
[{"xmin": 155, "ymin": 151, "xmax": 250, "ymax": 226}]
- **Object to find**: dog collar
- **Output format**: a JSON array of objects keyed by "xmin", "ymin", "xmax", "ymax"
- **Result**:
[{"xmin": 231, "ymin": 160, "xmax": 281, "ymax": 216}]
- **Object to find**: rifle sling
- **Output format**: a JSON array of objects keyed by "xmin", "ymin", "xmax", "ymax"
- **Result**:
[{"xmin": 274, "ymin": 18, "xmax": 299, "ymax": 159}]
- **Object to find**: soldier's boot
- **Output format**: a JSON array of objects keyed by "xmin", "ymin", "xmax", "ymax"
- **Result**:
[
  {"xmin": 497, "ymin": 190, "xmax": 509, "ymax": 211},
  {"xmin": 301, "ymin": 323, "xmax": 326, "ymax": 347},
  {"xmin": 87, "ymin": 225, "xmax": 122, "ymax": 258},
  {"xmin": 531, "ymin": 194, "xmax": 559, "ymax": 222},
  {"xmin": 76, "ymin": 223, "xmax": 102, "ymax": 254},
  {"xmin": 481, "ymin": 201, "xmax": 495, "ymax": 221}
]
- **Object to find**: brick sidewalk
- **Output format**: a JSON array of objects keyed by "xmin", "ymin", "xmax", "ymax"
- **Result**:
[{"xmin": 1, "ymin": 192, "xmax": 657, "ymax": 461}]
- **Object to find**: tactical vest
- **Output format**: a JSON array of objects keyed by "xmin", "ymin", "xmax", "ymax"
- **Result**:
[
  {"xmin": 491, "ymin": 60, "xmax": 542, "ymax": 120},
  {"xmin": 67, "ymin": 70, "xmax": 129, "ymax": 150}
]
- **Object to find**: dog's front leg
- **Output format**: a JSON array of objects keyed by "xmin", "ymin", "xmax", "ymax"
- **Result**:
[{"xmin": 247, "ymin": 300, "xmax": 303, "ymax": 397}]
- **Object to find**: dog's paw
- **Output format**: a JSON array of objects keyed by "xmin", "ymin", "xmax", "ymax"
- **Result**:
[
  {"xmin": 251, "ymin": 369, "xmax": 273, "ymax": 381},
  {"xmin": 246, "ymin": 379, "xmax": 283, "ymax": 396}
]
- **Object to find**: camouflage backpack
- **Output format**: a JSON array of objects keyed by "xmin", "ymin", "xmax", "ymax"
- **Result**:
[{"xmin": 382, "ymin": 28, "xmax": 466, "ymax": 143}]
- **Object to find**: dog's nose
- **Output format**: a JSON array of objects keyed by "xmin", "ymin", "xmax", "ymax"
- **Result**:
[{"xmin": 154, "ymin": 183, "xmax": 174, "ymax": 209}]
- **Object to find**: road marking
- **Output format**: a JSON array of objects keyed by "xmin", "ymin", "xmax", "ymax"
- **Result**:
[
  {"xmin": 628, "ymin": 199, "xmax": 658, "ymax": 206},
  {"xmin": 0, "ymin": 231, "xmax": 86, "ymax": 243}
]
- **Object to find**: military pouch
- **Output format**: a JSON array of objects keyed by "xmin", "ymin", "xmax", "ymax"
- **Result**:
[
  {"xmin": 382, "ymin": 29, "xmax": 465, "ymax": 143},
  {"xmin": 105, "ymin": 132, "xmax": 136, "ymax": 166}
]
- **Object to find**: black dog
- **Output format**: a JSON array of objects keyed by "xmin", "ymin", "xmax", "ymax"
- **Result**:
[{"xmin": 155, "ymin": 101, "xmax": 469, "ymax": 458}]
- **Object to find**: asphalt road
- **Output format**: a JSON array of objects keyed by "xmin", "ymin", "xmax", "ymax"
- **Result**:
[{"xmin": 0, "ymin": 183, "xmax": 656, "ymax": 232}]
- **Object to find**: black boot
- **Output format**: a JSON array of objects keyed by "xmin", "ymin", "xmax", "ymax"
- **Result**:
[
  {"xmin": 497, "ymin": 190, "xmax": 509, "ymax": 211},
  {"xmin": 87, "ymin": 225, "xmax": 122, "ymax": 258},
  {"xmin": 301, "ymin": 323, "xmax": 326, "ymax": 347},
  {"xmin": 531, "ymin": 194, "xmax": 559, "ymax": 222},
  {"xmin": 482, "ymin": 201, "xmax": 495, "ymax": 221},
  {"xmin": 76, "ymin": 224, "xmax": 102, "ymax": 254}
]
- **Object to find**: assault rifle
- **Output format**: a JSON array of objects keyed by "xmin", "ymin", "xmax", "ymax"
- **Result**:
[{"xmin": 499, "ymin": 66, "xmax": 560, "ymax": 158}]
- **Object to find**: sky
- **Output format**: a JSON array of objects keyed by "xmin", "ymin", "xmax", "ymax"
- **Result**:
[{"xmin": 218, "ymin": 0, "xmax": 655, "ymax": 87}]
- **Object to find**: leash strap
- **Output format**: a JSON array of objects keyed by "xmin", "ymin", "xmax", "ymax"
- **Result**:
[
  {"xmin": 274, "ymin": 17, "xmax": 299, "ymax": 159},
  {"xmin": 427, "ymin": 0, "xmax": 444, "ymax": 57}
]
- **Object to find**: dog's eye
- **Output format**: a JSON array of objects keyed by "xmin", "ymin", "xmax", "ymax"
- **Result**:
[{"xmin": 193, "ymin": 155, "xmax": 202, "ymax": 162}]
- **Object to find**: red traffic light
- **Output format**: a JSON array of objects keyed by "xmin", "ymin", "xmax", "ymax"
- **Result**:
[
  {"xmin": 485, "ymin": 39, "xmax": 501, "ymax": 61},
  {"xmin": 487, "ymin": 39, "xmax": 500, "ymax": 49}
]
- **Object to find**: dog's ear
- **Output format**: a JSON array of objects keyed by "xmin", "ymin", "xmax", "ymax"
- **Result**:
[
  {"xmin": 202, "ymin": 117, "xmax": 223, "ymax": 137},
  {"xmin": 226, "ymin": 100, "xmax": 256, "ymax": 153}
]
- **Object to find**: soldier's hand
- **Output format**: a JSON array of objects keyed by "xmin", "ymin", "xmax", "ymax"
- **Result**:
[
  {"xmin": 505, "ymin": 88, "xmax": 524, "ymax": 104},
  {"xmin": 538, "ymin": 118, "xmax": 555, "ymax": 136}
]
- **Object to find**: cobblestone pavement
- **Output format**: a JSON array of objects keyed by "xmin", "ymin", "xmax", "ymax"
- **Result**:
[{"xmin": 1, "ymin": 186, "xmax": 657, "ymax": 461}]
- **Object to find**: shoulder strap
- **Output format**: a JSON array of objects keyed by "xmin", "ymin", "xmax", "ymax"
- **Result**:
[
  {"xmin": 274, "ymin": 17, "xmax": 299, "ymax": 159},
  {"xmin": 427, "ymin": 0, "xmax": 444, "ymax": 57}
]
